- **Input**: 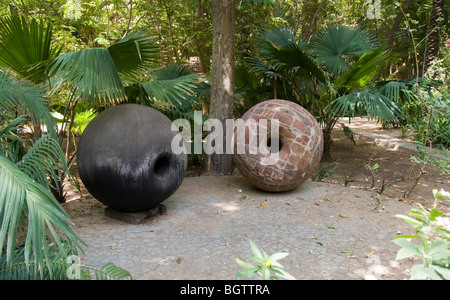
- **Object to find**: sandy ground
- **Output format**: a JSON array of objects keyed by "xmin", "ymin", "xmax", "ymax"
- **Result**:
[{"xmin": 60, "ymin": 118, "xmax": 449, "ymax": 280}]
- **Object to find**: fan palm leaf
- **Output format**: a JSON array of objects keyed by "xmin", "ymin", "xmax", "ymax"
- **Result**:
[
  {"xmin": 271, "ymin": 42, "xmax": 327, "ymax": 83},
  {"xmin": 259, "ymin": 27, "xmax": 300, "ymax": 50},
  {"xmin": 327, "ymin": 91, "xmax": 405, "ymax": 122},
  {"xmin": 256, "ymin": 27, "xmax": 325, "ymax": 82},
  {"xmin": 310, "ymin": 25, "xmax": 379, "ymax": 76},
  {"xmin": 0, "ymin": 154, "xmax": 85, "ymax": 279},
  {"xmin": 246, "ymin": 27, "xmax": 327, "ymax": 98},
  {"xmin": 108, "ymin": 30, "xmax": 159, "ymax": 83},
  {"xmin": 0, "ymin": 15, "xmax": 61, "ymax": 84},
  {"xmin": 47, "ymin": 30, "xmax": 160, "ymax": 105},
  {"xmin": 334, "ymin": 48, "xmax": 389, "ymax": 92},
  {"xmin": 246, "ymin": 55, "xmax": 288, "ymax": 83},
  {"xmin": 47, "ymin": 48, "xmax": 125, "ymax": 104},
  {"xmin": 139, "ymin": 65, "xmax": 199, "ymax": 111}
]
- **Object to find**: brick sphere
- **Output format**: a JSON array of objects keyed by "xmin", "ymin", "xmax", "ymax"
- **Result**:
[{"xmin": 234, "ymin": 99, "xmax": 323, "ymax": 192}]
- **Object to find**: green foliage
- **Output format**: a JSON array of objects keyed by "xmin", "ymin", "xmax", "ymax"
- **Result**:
[
  {"xmin": 329, "ymin": 91, "xmax": 405, "ymax": 123},
  {"xmin": 0, "ymin": 69, "xmax": 57, "ymax": 137},
  {"xmin": 0, "ymin": 15, "xmax": 61, "ymax": 84},
  {"xmin": 235, "ymin": 240, "xmax": 296, "ymax": 280},
  {"xmin": 71, "ymin": 109, "xmax": 97, "ymax": 136},
  {"xmin": 0, "ymin": 65, "xmax": 133, "ymax": 281},
  {"xmin": 393, "ymin": 189, "xmax": 450, "ymax": 280},
  {"xmin": 0, "ymin": 153, "xmax": 84, "ymax": 279},
  {"xmin": 410, "ymin": 145, "xmax": 450, "ymax": 175},
  {"xmin": 311, "ymin": 161, "xmax": 339, "ymax": 182},
  {"xmin": 404, "ymin": 83, "xmax": 450, "ymax": 147},
  {"xmin": 138, "ymin": 65, "xmax": 199, "ymax": 113},
  {"xmin": 309, "ymin": 25, "xmax": 379, "ymax": 77},
  {"xmin": 0, "ymin": 242, "xmax": 131, "ymax": 280}
]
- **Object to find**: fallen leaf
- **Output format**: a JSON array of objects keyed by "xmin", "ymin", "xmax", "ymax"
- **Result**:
[
  {"xmin": 364, "ymin": 249, "xmax": 374, "ymax": 258},
  {"xmin": 339, "ymin": 213, "xmax": 348, "ymax": 218},
  {"xmin": 240, "ymin": 195, "xmax": 252, "ymax": 201},
  {"xmin": 258, "ymin": 201, "xmax": 268, "ymax": 207}
]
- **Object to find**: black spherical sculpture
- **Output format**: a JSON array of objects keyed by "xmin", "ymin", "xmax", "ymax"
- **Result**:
[{"xmin": 77, "ymin": 104, "xmax": 187, "ymax": 213}]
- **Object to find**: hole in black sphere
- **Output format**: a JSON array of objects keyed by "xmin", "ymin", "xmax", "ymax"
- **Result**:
[
  {"xmin": 267, "ymin": 137, "xmax": 283, "ymax": 154},
  {"xmin": 153, "ymin": 154, "xmax": 172, "ymax": 178}
]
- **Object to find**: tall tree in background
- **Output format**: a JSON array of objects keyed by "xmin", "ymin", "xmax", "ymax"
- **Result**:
[
  {"xmin": 386, "ymin": 0, "xmax": 415, "ymax": 48},
  {"xmin": 423, "ymin": 0, "xmax": 446, "ymax": 74},
  {"xmin": 206, "ymin": 0, "xmax": 236, "ymax": 175},
  {"xmin": 301, "ymin": 0, "xmax": 325, "ymax": 41}
]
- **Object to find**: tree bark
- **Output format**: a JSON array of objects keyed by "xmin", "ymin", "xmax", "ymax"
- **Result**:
[
  {"xmin": 386, "ymin": 0, "xmax": 414, "ymax": 47},
  {"xmin": 205, "ymin": 0, "xmax": 235, "ymax": 175},
  {"xmin": 301, "ymin": 0, "xmax": 324, "ymax": 41},
  {"xmin": 423, "ymin": 0, "xmax": 445, "ymax": 75}
]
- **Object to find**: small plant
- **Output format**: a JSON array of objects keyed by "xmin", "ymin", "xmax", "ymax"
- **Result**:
[
  {"xmin": 405, "ymin": 145, "xmax": 450, "ymax": 198},
  {"xmin": 71, "ymin": 109, "xmax": 98, "ymax": 136},
  {"xmin": 365, "ymin": 162, "xmax": 379, "ymax": 189},
  {"xmin": 393, "ymin": 189, "xmax": 450, "ymax": 280},
  {"xmin": 235, "ymin": 240, "xmax": 296, "ymax": 280},
  {"xmin": 378, "ymin": 177, "xmax": 406, "ymax": 195},
  {"xmin": 311, "ymin": 161, "xmax": 338, "ymax": 182},
  {"xmin": 341, "ymin": 171, "xmax": 356, "ymax": 187}
]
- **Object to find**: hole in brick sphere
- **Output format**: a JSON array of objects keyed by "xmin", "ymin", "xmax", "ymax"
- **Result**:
[
  {"xmin": 267, "ymin": 137, "xmax": 283, "ymax": 154},
  {"xmin": 153, "ymin": 154, "xmax": 172, "ymax": 178}
]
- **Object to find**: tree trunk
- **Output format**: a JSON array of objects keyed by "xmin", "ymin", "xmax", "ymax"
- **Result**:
[
  {"xmin": 205, "ymin": 0, "xmax": 235, "ymax": 175},
  {"xmin": 386, "ymin": 0, "xmax": 414, "ymax": 47},
  {"xmin": 301, "ymin": 0, "xmax": 324, "ymax": 41},
  {"xmin": 423, "ymin": 0, "xmax": 445, "ymax": 75}
]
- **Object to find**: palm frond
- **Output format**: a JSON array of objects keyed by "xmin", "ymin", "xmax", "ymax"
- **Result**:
[
  {"xmin": 0, "ymin": 115, "xmax": 29, "ymax": 167},
  {"xmin": 334, "ymin": 48, "xmax": 388, "ymax": 91},
  {"xmin": 246, "ymin": 56, "xmax": 286, "ymax": 82},
  {"xmin": 47, "ymin": 49, "xmax": 125, "ymax": 104},
  {"xmin": 272, "ymin": 43, "xmax": 328, "ymax": 83},
  {"xmin": 108, "ymin": 30, "xmax": 159, "ymax": 83},
  {"xmin": 378, "ymin": 81, "xmax": 410, "ymax": 102},
  {"xmin": 254, "ymin": 28, "xmax": 327, "ymax": 84},
  {"xmin": 16, "ymin": 134, "xmax": 67, "ymax": 192},
  {"xmin": 0, "ymin": 252, "xmax": 130, "ymax": 280},
  {"xmin": 310, "ymin": 25, "xmax": 379, "ymax": 76},
  {"xmin": 0, "ymin": 15, "xmax": 60, "ymax": 84},
  {"xmin": 0, "ymin": 154, "xmax": 84, "ymax": 279},
  {"xmin": 260, "ymin": 27, "xmax": 298, "ymax": 49},
  {"xmin": 0, "ymin": 69, "xmax": 57, "ymax": 136},
  {"xmin": 139, "ymin": 65, "xmax": 199, "ymax": 111},
  {"xmin": 327, "ymin": 91, "xmax": 405, "ymax": 122},
  {"xmin": 83, "ymin": 262, "xmax": 132, "ymax": 280}
]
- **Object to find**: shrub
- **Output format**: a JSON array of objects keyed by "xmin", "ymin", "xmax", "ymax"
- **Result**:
[{"xmin": 393, "ymin": 189, "xmax": 450, "ymax": 280}]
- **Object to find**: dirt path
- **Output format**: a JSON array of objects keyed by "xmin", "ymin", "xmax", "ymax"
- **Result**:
[{"xmin": 326, "ymin": 118, "xmax": 449, "ymax": 214}]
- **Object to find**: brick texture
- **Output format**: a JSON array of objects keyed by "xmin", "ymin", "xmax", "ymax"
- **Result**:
[{"xmin": 234, "ymin": 99, "xmax": 323, "ymax": 192}]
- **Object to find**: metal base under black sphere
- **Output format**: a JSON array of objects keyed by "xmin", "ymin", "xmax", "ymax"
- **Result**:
[{"xmin": 77, "ymin": 104, "xmax": 187, "ymax": 213}]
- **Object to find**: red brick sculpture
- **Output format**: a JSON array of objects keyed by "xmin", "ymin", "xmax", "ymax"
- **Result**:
[{"xmin": 234, "ymin": 99, "xmax": 323, "ymax": 192}]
